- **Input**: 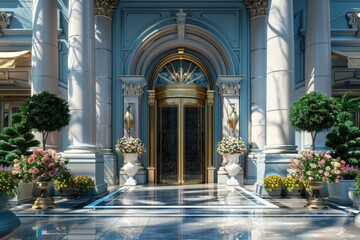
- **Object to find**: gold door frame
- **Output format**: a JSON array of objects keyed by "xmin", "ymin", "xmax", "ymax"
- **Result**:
[{"xmin": 147, "ymin": 84, "xmax": 215, "ymax": 184}]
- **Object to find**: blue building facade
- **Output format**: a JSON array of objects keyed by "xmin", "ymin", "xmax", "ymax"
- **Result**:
[{"xmin": 0, "ymin": 0, "xmax": 360, "ymax": 194}]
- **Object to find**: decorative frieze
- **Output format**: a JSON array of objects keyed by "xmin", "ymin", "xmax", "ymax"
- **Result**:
[
  {"xmin": 94, "ymin": 0, "xmax": 118, "ymax": 18},
  {"xmin": 244, "ymin": 0, "xmax": 268, "ymax": 18},
  {"xmin": 216, "ymin": 76, "xmax": 243, "ymax": 97},
  {"xmin": 346, "ymin": 11, "xmax": 360, "ymax": 37},
  {"xmin": 0, "ymin": 12, "xmax": 12, "ymax": 36},
  {"xmin": 119, "ymin": 76, "xmax": 146, "ymax": 96}
]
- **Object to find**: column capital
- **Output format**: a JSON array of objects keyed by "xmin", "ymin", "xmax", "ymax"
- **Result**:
[
  {"xmin": 119, "ymin": 75, "xmax": 147, "ymax": 96},
  {"xmin": 244, "ymin": 0, "xmax": 268, "ymax": 18},
  {"xmin": 207, "ymin": 90, "xmax": 215, "ymax": 106},
  {"xmin": 0, "ymin": 12, "xmax": 12, "ymax": 36},
  {"xmin": 147, "ymin": 90, "xmax": 156, "ymax": 106},
  {"xmin": 346, "ymin": 11, "xmax": 360, "ymax": 37},
  {"xmin": 216, "ymin": 75, "xmax": 244, "ymax": 97},
  {"xmin": 94, "ymin": 0, "xmax": 117, "ymax": 18}
]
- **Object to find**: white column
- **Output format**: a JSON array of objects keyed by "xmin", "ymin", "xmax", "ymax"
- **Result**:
[
  {"xmin": 32, "ymin": 0, "xmax": 58, "ymax": 95},
  {"xmin": 265, "ymin": 0, "xmax": 296, "ymax": 153},
  {"xmin": 64, "ymin": 0, "xmax": 107, "ymax": 194},
  {"xmin": 95, "ymin": 0, "xmax": 117, "ymax": 185},
  {"xmin": 67, "ymin": 0, "xmax": 96, "ymax": 150},
  {"xmin": 216, "ymin": 76, "xmax": 244, "ymax": 185},
  {"xmin": 304, "ymin": 0, "xmax": 332, "ymax": 150},
  {"xmin": 31, "ymin": 0, "xmax": 59, "ymax": 150},
  {"xmin": 244, "ymin": 0, "xmax": 268, "ymax": 185},
  {"xmin": 255, "ymin": 0, "xmax": 297, "ymax": 195},
  {"xmin": 119, "ymin": 76, "xmax": 147, "ymax": 185}
]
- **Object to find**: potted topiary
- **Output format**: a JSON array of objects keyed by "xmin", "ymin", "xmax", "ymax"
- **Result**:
[
  {"xmin": 325, "ymin": 93, "xmax": 360, "ymax": 204},
  {"xmin": 289, "ymin": 91, "xmax": 340, "ymax": 150},
  {"xmin": 20, "ymin": 91, "xmax": 71, "ymax": 150}
]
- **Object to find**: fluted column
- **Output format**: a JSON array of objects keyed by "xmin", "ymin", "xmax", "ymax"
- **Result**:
[
  {"xmin": 31, "ymin": 0, "xmax": 59, "ymax": 150},
  {"xmin": 64, "ymin": 0, "xmax": 107, "ymax": 194},
  {"xmin": 67, "ymin": 0, "xmax": 96, "ymax": 150},
  {"xmin": 244, "ymin": 0, "xmax": 268, "ymax": 185},
  {"xmin": 265, "ymin": 0, "xmax": 296, "ymax": 153},
  {"xmin": 95, "ymin": 0, "xmax": 118, "ymax": 185},
  {"xmin": 304, "ymin": 0, "xmax": 332, "ymax": 150}
]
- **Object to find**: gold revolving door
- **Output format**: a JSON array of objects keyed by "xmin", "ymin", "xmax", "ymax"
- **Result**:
[
  {"xmin": 147, "ymin": 50, "xmax": 215, "ymax": 184},
  {"xmin": 156, "ymin": 84, "xmax": 206, "ymax": 184}
]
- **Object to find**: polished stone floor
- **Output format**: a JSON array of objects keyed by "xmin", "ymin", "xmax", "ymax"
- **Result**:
[{"xmin": 3, "ymin": 184, "xmax": 360, "ymax": 239}]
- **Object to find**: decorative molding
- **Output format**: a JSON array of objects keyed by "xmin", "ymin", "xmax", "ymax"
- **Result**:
[
  {"xmin": 94, "ymin": 0, "xmax": 117, "ymax": 18},
  {"xmin": 207, "ymin": 90, "xmax": 215, "ymax": 106},
  {"xmin": 119, "ymin": 76, "xmax": 146, "ymax": 96},
  {"xmin": 0, "ymin": 12, "xmax": 12, "ymax": 36},
  {"xmin": 147, "ymin": 90, "xmax": 156, "ymax": 106},
  {"xmin": 216, "ymin": 75, "xmax": 244, "ymax": 97},
  {"xmin": 176, "ymin": 9, "xmax": 186, "ymax": 40},
  {"xmin": 346, "ymin": 11, "xmax": 360, "ymax": 37},
  {"xmin": 244, "ymin": 0, "xmax": 268, "ymax": 18}
]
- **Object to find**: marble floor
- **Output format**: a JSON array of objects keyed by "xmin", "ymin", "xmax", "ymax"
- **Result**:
[{"xmin": 3, "ymin": 184, "xmax": 360, "ymax": 239}]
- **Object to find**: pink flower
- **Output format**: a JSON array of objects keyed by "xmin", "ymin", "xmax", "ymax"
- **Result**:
[
  {"xmin": 28, "ymin": 157, "xmax": 35, "ymax": 164},
  {"xmin": 325, "ymin": 166, "xmax": 331, "ymax": 171},
  {"xmin": 14, "ymin": 159, "xmax": 18, "ymax": 163},
  {"xmin": 318, "ymin": 169, "xmax": 323, "ymax": 174},
  {"xmin": 311, "ymin": 164, "xmax": 317, "ymax": 168},
  {"xmin": 324, "ymin": 171, "xmax": 329, "ymax": 176},
  {"xmin": 308, "ymin": 177, "xmax": 314, "ymax": 181},
  {"xmin": 14, "ymin": 164, "xmax": 19, "ymax": 169},
  {"xmin": 319, "ymin": 159, "xmax": 326, "ymax": 165},
  {"xmin": 33, "ymin": 149, "xmax": 40, "ymax": 156}
]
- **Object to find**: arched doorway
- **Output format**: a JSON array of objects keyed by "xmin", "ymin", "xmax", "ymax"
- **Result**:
[{"xmin": 147, "ymin": 50, "xmax": 215, "ymax": 184}]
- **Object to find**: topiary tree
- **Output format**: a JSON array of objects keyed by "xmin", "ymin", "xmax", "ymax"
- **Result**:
[
  {"xmin": 326, "ymin": 93, "xmax": 360, "ymax": 167},
  {"xmin": 289, "ymin": 91, "xmax": 340, "ymax": 150},
  {"xmin": 21, "ymin": 91, "xmax": 71, "ymax": 150},
  {"xmin": 0, "ymin": 112, "xmax": 40, "ymax": 166}
]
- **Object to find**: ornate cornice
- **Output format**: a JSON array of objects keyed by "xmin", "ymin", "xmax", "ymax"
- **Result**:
[
  {"xmin": 346, "ymin": 11, "xmax": 360, "ymax": 37},
  {"xmin": 94, "ymin": 0, "xmax": 118, "ymax": 18},
  {"xmin": 0, "ymin": 12, "xmax": 12, "ymax": 36},
  {"xmin": 244, "ymin": 0, "xmax": 268, "ymax": 18}
]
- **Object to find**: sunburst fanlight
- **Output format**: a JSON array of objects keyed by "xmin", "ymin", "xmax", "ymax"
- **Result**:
[{"xmin": 154, "ymin": 59, "xmax": 208, "ymax": 88}]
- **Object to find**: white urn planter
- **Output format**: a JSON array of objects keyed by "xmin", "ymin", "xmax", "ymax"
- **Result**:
[
  {"xmin": 122, "ymin": 153, "xmax": 140, "ymax": 186},
  {"xmin": 348, "ymin": 187, "xmax": 360, "ymax": 229},
  {"xmin": 327, "ymin": 180, "xmax": 355, "ymax": 205},
  {"xmin": 224, "ymin": 153, "xmax": 242, "ymax": 186}
]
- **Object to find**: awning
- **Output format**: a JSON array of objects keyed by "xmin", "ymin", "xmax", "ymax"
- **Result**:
[
  {"xmin": 332, "ymin": 51, "xmax": 360, "ymax": 69},
  {"xmin": 0, "ymin": 50, "xmax": 31, "ymax": 68}
]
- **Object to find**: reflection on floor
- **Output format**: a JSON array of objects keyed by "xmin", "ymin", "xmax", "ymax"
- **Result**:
[{"xmin": 4, "ymin": 184, "xmax": 360, "ymax": 239}]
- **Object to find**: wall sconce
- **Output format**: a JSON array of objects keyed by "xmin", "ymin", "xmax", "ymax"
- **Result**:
[
  {"xmin": 124, "ymin": 106, "xmax": 134, "ymax": 137},
  {"xmin": 227, "ymin": 103, "xmax": 239, "ymax": 135}
]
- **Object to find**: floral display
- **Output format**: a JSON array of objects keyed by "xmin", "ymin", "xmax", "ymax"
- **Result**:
[
  {"xmin": 216, "ymin": 136, "xmax": 246, "ymax": 155},
  {"xmin": 12, "ymin": 149, "xmax": 68, "ymax": 182},
  {"xmin": 74, "ymin": 176, "xmax": 95, "ymax": 194},
  {"xmin": 341, "ymin": 165, "xmax": 359, "ymax": 180},
  {"xmin": 0, "ymin": 165, "xmax": 18, "ymax": 197},
  {"xmin": 355, "ymin": 174, "xmax": 360, "ymax": 195},
  {"xmin": 55, "ymin": 170, "xmax": 75, "ymax": 190},
  {"xmin": 115, "ymin": 137, "xmax": 146, "ymax": 155},
  {"xmin": 282, "ymin": 176, "xmax": 303, "ymax": 192},
  {"xmin": 263, "ymin": 175, "xmax": 283, "ymax": 192},
  {"xmin": 290, "ymin": 151, "xmax": 346, "ymax": 183}
]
